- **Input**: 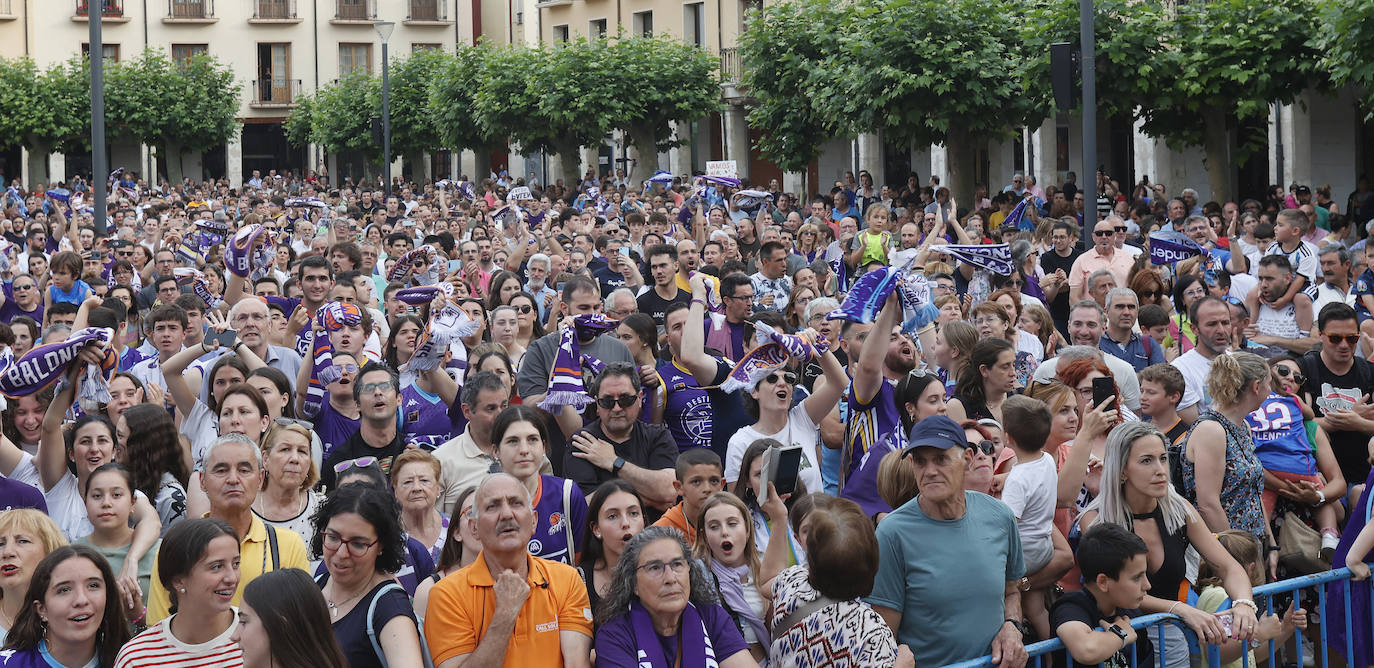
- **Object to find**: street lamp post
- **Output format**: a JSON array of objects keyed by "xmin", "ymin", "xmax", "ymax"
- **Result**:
[
  {"xmin": 376, "ymin": 21, "xmax": 395, "ymax": 198},
  {"xmin": 90, "ymin": 2, "xmax": 107, "ymax": 236}
]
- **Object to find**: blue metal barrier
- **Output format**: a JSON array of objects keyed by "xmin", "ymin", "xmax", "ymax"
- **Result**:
[{"xmin": 944, "ymin": 567, "xmax": 1367, "ymax": 668}]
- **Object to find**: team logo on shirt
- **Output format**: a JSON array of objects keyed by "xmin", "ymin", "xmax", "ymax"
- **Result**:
[
  {"xmin": 548, "ymin": 512, "xmax": 564, "ymax": 535},
  {"xmin": 407, "ymin": 410, "xmax": 419, "ymax": 423}
]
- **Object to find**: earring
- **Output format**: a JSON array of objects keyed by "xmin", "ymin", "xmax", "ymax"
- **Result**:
[{"xmin": 178, "ymin": 587, "xmax": 186, "ymax": 594}]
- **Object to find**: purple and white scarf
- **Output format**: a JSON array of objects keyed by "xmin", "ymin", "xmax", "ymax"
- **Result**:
[
  {"xmin": 708, "ymin": 560, "xmax": 769, "ymax": 650},
  {"xmin": 302, "ymin": 302, "xmax": 363, "ymax": 418},
  {"xmin": 0, "ymin": 328, "xmax": 116, "ymax": 401},
  {"xmin": 225, "ymin": 223, "xmax": 276, "ymax": 279},
  {"xmin": 395, "ymin": 284, "xmax": 453, "ymax": 307},
  {"xmin": 536, "ymin": 314, "xmax": 619, "ymax": 413},
  {"xmin": 400, "ymin": 300, "xmax": 477, "ymax": 387},
  {"xmin": 720, "ymin": 323, "xmax": 826, "ymax": 394},
  {"xmin": 627, "ymin": 600, "xmax": 716, "ymax": 668},
  {"xmin": 935, "ymin": 243, "xmax": 1014, "ymax": 276}
]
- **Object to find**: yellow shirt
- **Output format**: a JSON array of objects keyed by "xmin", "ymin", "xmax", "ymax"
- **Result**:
[{"xmin": 146, "ymin": 514, "xmax": 310, "ymax": 624}]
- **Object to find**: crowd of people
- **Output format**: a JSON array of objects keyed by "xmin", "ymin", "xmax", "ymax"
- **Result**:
[{"xmin": 0, "ymin": 164, "xmax": 1370, "ymax": 667}]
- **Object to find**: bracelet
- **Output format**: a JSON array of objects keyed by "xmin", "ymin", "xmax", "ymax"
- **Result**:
[
  {"xmin": 1167, "ymin": 601, "xmax": 1182, "ymax": 616},
  {"xmin": 131, "ymin": 607, "xmax": 147, "ymax": 624},
  {"xmin": 1231, "ymin": 599, "xmax": 1259, "ymax": 613},
  {"xmin": 691, "ymin": 298, "xmax": 707, "ymax": 308},
  {"xmin": 1317, "ymin": 489, "xmax": 1327, "ymax": 505}
]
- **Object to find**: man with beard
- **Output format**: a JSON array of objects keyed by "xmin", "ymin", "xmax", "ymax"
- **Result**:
[
  {"xmin": 837, "ymin": 292, "xmax": 927, "ymax": 516},
  {"xmin": 1245, "ymin": 255, "xmax": 1316, "ymax": 355},
  {"xmin": 1171, "ymin": 296, "xmax": 1232, "ymax": 414}
]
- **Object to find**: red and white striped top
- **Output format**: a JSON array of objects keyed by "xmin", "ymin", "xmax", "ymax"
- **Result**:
[{"xmin": 114, "ymin": 610, "xmax": 243, "ymax": 668}]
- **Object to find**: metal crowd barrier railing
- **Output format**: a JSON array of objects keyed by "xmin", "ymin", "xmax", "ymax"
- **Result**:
[{"xmin": 945, "ymin": 567, "xmax": 1368, "ymax": 668}]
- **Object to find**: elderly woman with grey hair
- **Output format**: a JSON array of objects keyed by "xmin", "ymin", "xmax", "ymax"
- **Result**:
[{"xmin": 593, "ymin": 526, "xmax": 758, "ymax": 668}]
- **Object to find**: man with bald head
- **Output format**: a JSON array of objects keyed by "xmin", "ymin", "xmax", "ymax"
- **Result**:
[
  {"xmin": 424, "ymin": 474, "xmax": 593, "ymax": 668},
  {"xmin": 1068, "ymin": 217, "xmax": 1135, "ymax": 304}
]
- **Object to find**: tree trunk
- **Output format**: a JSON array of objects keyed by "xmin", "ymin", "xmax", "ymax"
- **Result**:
[
  {"xmin": 24, "ymin": 139, "xmax": 49, "ymax": 188},
  {"xmin": 163, "ymin": 142, "xmax": 184, "ymax": 185},
  {"xmin": 406, "ymin": 150, "xmax": 428, "ymax": 184},
  {"xmin": 1202, "ymin": 108, "xmax": 1232, "ymax": 204},
  {"xmin": 945, "ymin": 127, "xmax": 977, "ymax": 214},
  {"xmin": 553, "ymin": 139, "xmax": 582, "ymax": 192},
  {"xmin": 627, "ymin": 125, "xmax": 659, "ymax": 175}
]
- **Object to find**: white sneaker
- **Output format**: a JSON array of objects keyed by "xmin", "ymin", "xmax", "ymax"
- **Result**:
[{"xmin": 1321, "ymin": 532, "xmax": 1340, "ymax": 562}]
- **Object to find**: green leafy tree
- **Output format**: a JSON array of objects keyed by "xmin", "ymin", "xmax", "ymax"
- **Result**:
[
  {"xmin": 1316, "ymin": 0, "xmax": 1374, "ymax": 118},
  {"xmin": 429, "ymin": 42, "xmax": 509, "ymax": 179},
  {"xmin": 608, "ymin": 36, "xmax": 719, "ymax": 169},
  {"xmin": 738, "ymin": 0, "xmax": 843, "ymax": 173},
  {"xmin": 0, "ymin": 58, "xmax": 72, "ymax": 186},
  {"xmin": 531, "ymin": 39, "xmax": 627, "ymax": 187},
  {"xmin": 309, "ymin": 72, "xmax": 382, "ymax": 163},
  {"xmin": 387, "ymin": 48, "xmax": 450, "ymax": 181},
  {"xmin": 284, "ymin": 94, "xmax": 315, "ymax": 148}
]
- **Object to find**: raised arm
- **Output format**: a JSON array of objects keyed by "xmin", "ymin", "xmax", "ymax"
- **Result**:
[
  {"xmin": 679, "ymin": 274, "xmax": 723, "ymax": 384},
  {"xmin": 161, "ymin": 341, "xmax": 217, "ymax": 417},
  {"xmin": 803, "ymin": 345, "xmax": 847, "ymax": 427},
  {"xmin": 853, "ymin": 294, "xmax": 898, "ymax": 403},
  {"xmin": 37, "ymin": 365, "xmax": 82, "ymax": 491}
]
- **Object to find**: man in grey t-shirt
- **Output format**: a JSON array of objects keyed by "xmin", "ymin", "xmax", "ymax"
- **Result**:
[{"xmin": 515, "ymin": 276, "xmax": 635, "ymax": 406}]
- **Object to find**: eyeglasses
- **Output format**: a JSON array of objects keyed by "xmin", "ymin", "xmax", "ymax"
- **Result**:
[
  {"xmin": 1093, "ymin": 230, "xmax": 1114, "ymax": 237},
  {"xmin": 1321, "ymin": 332, "xmax": 1360, "ymax": 346},
  {"xmin": 512, "ymin": 304, "xmax": 533, "ymax": 314},
  {"xmin": 321, "ymin": 531, "xmax": 380, "ymax": 557},
  {"xmin": 636, "ymin": 557, "xmax": 690, "ymax": 578},
  {"xmin": 596, "ymin": 394, "xmax": 638, "ymax": 409},
  {"xmin": 967, "ymin": 440, "xmax": 996, "ymax": 456},
  {"xmin": 1274, "ymin": 365, "xmax": 1306, "ymax": 385},
  {"xmin": 726, "ymin": 293, "xmax": 755, "ymax": 301},
  {"xmin": 333, "ymin": 456, "xmax": 378, "ymax": 473},
  {"xmin": 763, "ymin": 372, "xmax": 798, "ymax": 386},
  {"xmin": 274, "ymin": 417, "xmax": 314, "ymax": 429},
  {"xmin": 332, "ymin": 363, "xmax": 359, "ymax": 375}
]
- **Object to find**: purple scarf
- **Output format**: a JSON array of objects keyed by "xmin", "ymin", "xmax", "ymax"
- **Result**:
[
  {"xmin": 401, "ymin": 300, "xmax": 477, "ymax": 387},
  {"xmin": 302, "ymin": 302, "xmax": 363, "ymax": 419},
  {"xmin": 387, "ymin": 247, "xmax": 436, "ymax": 283},
  {"xmin": 0, "ymin": 327, "xmax": 116, "ymax": 399},
  {"xmin": 628, "ymin": 600, "xmax": 716, "ymax": 668},
  {"xmin": 536, "ymin": 314, "xmax": 618, "ymax": 413},
  {"xmin": 708, "ymin": 560, "xmax": 768, "ymax": 649},
  {"xmin": 225, "ymin": 224, "xmax": 275, "ymax": 279},
  {"xmin": 396, "ymin": 284, "xmax": 453, "ymax": 306},
  {"xmin": 827, "ymin": 265, "xmax": 905, "ymax": 324}
]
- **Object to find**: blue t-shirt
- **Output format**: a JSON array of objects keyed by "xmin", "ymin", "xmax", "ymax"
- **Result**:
[
  {"xmin": 47, "ymin": 280, "xmax": 91, "ymax": 306},
  {"xmin": 0, "ymin": 645, "xmax": 60, "ymax": 668},
  {"xmin": 1355, "ymin": 268, "xmax": 1374, "ymax": 318},
  {"xmin": 867, "ymin": 491, "xmax": 1025, "ymax": 665},
  {"xmin": 399, "ymin": 385, "xmax": 453, "ymax": 451},
  {"xmin": 593, "ymin": 603, "xmax": 749, "ymax": 668},
  {"xmin": 322, "ymin": 579, "xmax": 418, "ymax": 668},
  {"xmin": 1247, "ymin": 393, "xmax": 1317, "ymax": 476},
  {"xmin": 528, "ymin": 475, "xmax": 588, "ymax": 566}
]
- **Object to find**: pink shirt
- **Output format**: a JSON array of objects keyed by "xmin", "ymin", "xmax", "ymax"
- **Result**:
[{"xmin": 1067, "ymin": 247, "xmax": 1135, "ymax": 297}]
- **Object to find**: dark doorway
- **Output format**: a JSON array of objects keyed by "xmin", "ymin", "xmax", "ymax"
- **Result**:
[
  {"xmin": 240, "ymin": 122, "xmax": 305, "ymax": 181},
  {"xmin": 0, "ymin": 146, "xmax": 22, "ymax": 186},
  {"xmin": 1235, "ymin": 115, "xmax": 1270, "ymax": 204},
  {"xmin": 1107, "ymin": 113, "xmax": 1135, "ymax": 189},
  {"xmin": 202, "ymin": 143, "xmax": 226, "ymax": 182},
  {"xmin": 882, "ymin": 140, "xmax": 912, "ymax": 191}
]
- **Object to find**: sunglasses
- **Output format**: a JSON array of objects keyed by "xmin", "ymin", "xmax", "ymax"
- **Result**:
[
  {"xmin": 764, "ymin": 372, "xmax": 798, "ymax": 386},
  {"xmin": 1093, "ymin": 230, "xmax": 1114, "ymax": 237},
  {"xmin": 597, "ymin": 394, "xmax": 638, "ymax": 409},
  {"xmin": 1114, "ymin": 226, "xmax": 1127, "ymax": 233},
  {"xmin": 1274, "ymin": 365, "xmax": 1306, "ymax": 386},
  {"xmin": 1140, "ymin": 290, "xmax": 1159, "ymax": 299},
  {"xmin": 273, "ymin": 417, "xmax": 314, "ymax": 429},
  {"xmin": 968, "ymin": 440, "xmax": 997, "ymax": 456},
  {"xmin": 512, "ymin": 304, "xmax": 534, "ymax": 314},
  {"xmin": 1321, "ymin": 332, "xmax": 1360, "ymax": 346},
  {"xmin": 333, "ymin": 456, "xmax": 377, "ymax": 473}
]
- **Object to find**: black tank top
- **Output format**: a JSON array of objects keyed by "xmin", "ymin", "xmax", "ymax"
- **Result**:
[{"xmin": 1131, "ymin": 504, "xmax": 1191, "ymax": 602}]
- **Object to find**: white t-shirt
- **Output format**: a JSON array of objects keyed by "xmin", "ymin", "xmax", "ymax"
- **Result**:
[
  {"xmin": 182, "ymin": 401, "xmax": 218, "ymax": 471},
  {"xmin": 1000, "ymin": 451, "xmax": 1057, "ymax": 551},
  {"xmin": 724, "ymin": 403, "xmax": 824, "ymax": 496},
  {"xmin": 1172, "ymin": 348, "xmax": 1217, "ymax": 411},
  {"xmin": 6, "ymin": 452, "xmax": 41, "ymax": 490},
  {"xmin": 45, "ymin": 472, "xmax": 149, "ymax": 542},
  {"xmin": 1017, "ymin": 329, "xmax": 1045, "ymax": 365}
]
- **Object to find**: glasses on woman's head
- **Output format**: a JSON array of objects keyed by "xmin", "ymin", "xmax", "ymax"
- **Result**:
[
  {"xmin": 967, "ymin": 440, "xmax": 996, "ymax": 456},
  {"xmin": 333, "ymin": 456, "xmax": 378, "ymax": 473},
  {"xmin": 1274, "ymin": 365, "xmax": 1305, "ymax": 385},
  {"xmin": 321, "ymin": 531, "xmax": 379, "ymax": 557},
  {"xmin": 274, "ymin": 417, "xmax": 313, "ymax": 429}
]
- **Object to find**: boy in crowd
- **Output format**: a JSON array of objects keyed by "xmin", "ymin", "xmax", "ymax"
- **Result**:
[
  {"xmin": 1138, "ymin": 364, "xmax": 1188, "ymax": 446},
  {"xmin": 651, "ymin": 448, "xmax": 725, "ymax": 545},
  {"xmin": 999, "ymin": 395, "xmax": 1057, "ymax": 641},
  {"xmin": 1137, "ymin": 304, "xmax": 1172, "ymax": 352},
  {"xmin": 1051, "ymin": 523, "xmax": 1153, "ymax": 668}
]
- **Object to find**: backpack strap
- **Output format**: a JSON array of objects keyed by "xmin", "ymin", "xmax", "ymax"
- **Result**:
[
  {"xmin": 367, "ymin": 582, "xmax": 407, "ymax": 668},
  {"xmin": 266, "ymin": 524, "xmax": 280, "ymax": 572},
  {"xmin": 562, "ymin": 478, "xmax": 576, "ymax": 565},
  {"xmin": 770, "ymin": 595, "xmax": 841, "ymax": 642}
]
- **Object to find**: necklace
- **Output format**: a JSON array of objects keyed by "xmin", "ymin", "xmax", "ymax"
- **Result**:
[{"xmin": 325, "ymin": 574, "xmax": 378, "ymax": 619}]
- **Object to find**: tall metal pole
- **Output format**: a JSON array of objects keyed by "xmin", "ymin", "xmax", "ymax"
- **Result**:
[
  {"xmin": 1079, "ymin": 0, "xmax": 1097, "ymax": 233},
  {"xmin": 381, "ymin": 42, "xmax": 391, "ymax": 198},
  {"xmin": 90, "ymin": 2, "xmax": 107, "ymax": 236}
]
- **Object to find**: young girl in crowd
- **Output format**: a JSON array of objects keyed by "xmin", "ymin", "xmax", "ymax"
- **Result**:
[
  {"xmin": 117, "ymin": 405, "xmax": 188, "ymax": 534},
  {"xmin": 491, "ymin": 405, "xmax": 587, "ymax": 564},
  {"xmin": 76, "ymin": 464, "xmax": 158, "ymax": 625},
  {"xmin": 696, "ymin": 491, "xmax": 771, "ymax": 663},
  {"xmin": 232, "ymin": 569, "xmax": 347, "ymax": 668},
  {"xmin": 1196, "ymin": 530, "xmax": 1308, "ymax": 668},
  {"xmin": 2, "ymin": 545, "xmax": 130, "ymax": 668},
  {"xmin": 578, "ymin": 479, "xmax": 646, "ymax": 623}
]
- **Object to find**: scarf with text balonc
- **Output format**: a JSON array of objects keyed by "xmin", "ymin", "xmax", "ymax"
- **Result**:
[
  {"xmin": 537, "ymin": 313, "xmax": 619, "ymax": 414},
  {"xmin": 302, "ymin": 302, "xmax": 363, "ymax": 419},
  {"xmin": 627, "ymin": 600, "xmax": 716, "ymax": 668},
  {"xmin": 935, "ymin": 242, "xmax": 1014, "ymax": 276},
  {"xmin": 401, "ymin": 300, "xmax": 477, "ymax": 387},
  {"xmin": 0, "ymin": 327, "xmax": 116, "ymax": 403}
]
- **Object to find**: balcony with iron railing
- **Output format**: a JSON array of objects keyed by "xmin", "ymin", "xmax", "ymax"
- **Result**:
[
  {"xmin": 74, "ymin": 0, "xmax": 130, "ymax": 21},
  {"xmin": 250, "ymin": 0, "xmax": 299, "ymax": 22},
  {"xmin": 251, "ymin": 78, "xmax": 302, "ymax": 108},
  {"xmin": 165, "ymin": 0, "xmax": 215, "ymax": 22},
  {"xmin": 331, "ymin": 0, "xmax": 375, "ymax": 23},
  {"xmin": 719, "ymin": 47, "xmax": 742, "ymax": 83},
  {"xmin": 405, "ymin": 0, "xmax": 451, "ymax": 24}
]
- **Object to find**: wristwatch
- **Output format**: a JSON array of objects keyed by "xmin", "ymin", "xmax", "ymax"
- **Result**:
[
  {"xmin": 1108, "ymin": 624, "xmax": 1129, "ymax": 646},
  {"xmin": 1016, "ymin": 576, "xmax": 1031, "ymax": 592},
  {"xmin": 1003, "ymin": 619, "xmax": 1027, "ymax": 636},
  {"xmin": 611, "ymin": 457, "xmax": 626, "ymax": 475}
]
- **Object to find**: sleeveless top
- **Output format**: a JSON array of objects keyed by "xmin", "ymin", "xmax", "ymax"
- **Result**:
[
  {"xmin": 1130, "ymin": 504, "xmax": 1191, "ymax": 602},
  {"xmin": 1181, "ymin": 410, "xmax": 1267, "ymax": 541}
]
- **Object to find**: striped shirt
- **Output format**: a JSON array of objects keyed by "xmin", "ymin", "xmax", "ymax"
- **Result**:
[
  {"xmin": 114, "ymin": 610, "xmax": 243, "ymax": 668},
  {"xmin": 1265, "ymin": 239, "xmax": 1320, "ymax": 284}
]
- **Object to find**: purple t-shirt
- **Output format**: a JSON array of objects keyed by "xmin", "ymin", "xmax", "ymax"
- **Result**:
[
  {"xmin": 593, "ymin": 603, "xmax": 749, "ymax": 668},
  {"xmin": 316, "ymin": 402, "xmax": 361, "ymax": 460},
  {"xmin": 0, "ymin": 476, "xmax": 45, "ymax": 512},
  {"xmin": 841, "ymin": 377, "xmax": 902, "ymax": 517},
  {"xmin": 528, "ymin": 475, "xmax": 588, "ymax": 566},
  {"xmin": 0, "ymin": 645, "xmax": 62, "ymax": 668},
  {"xmin": 0, "ymin": 282, "xmax": 42, "ymax": 324},
  {"xmin": 400, "ymin": 385, "xmax": 453, "ymax": 451}
]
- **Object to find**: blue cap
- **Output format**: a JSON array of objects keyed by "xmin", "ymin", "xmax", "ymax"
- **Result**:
[{"xmin": 904, "ymin": 415, "xmax": 968, "ymax": 453}]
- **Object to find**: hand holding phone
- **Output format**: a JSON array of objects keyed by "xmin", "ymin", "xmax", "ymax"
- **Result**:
[{"xmin": 1092, "ymin": 376, "xmax": 1116, "ymax": 412}]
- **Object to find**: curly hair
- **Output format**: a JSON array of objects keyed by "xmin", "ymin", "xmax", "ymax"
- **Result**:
[
  {"xmin": 595, "ymin": 525, "xmax": 719, "ymax": 626},
  {"xmin": 122, "ymin": 404, "xmax": 189, "ymax": 499},
  {"xmin": 310, "ymin": 483, "xmax": 408, "ymax": 574}
]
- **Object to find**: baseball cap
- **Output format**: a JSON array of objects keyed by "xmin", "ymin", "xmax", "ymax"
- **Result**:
[
  {"xmin": 1296, "ymin": 185, "xmax": 1312, "ymax": 195},
  {"xmin": 904, "ymin": 415, "xmax": 968, "ymax": 453}
]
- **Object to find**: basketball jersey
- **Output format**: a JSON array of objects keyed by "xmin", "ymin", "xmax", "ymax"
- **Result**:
[{"xmin": 1246, "ymin": 394, "xmax": 1316, "ymax": 476}]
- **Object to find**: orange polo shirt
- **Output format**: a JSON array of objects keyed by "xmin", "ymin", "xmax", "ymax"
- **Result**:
[{"xmin": 425, "ymin": 551, "xmax": 593, "ymax": 667}]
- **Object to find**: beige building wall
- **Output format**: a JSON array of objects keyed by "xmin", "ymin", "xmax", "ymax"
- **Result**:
[
  {"xmin": 0, "ymin": 0, "xmax": 26, "ymax": 61},
  {"xmin": 536, "ymin": 0, "xmax": 746, "ymax": 50}
]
